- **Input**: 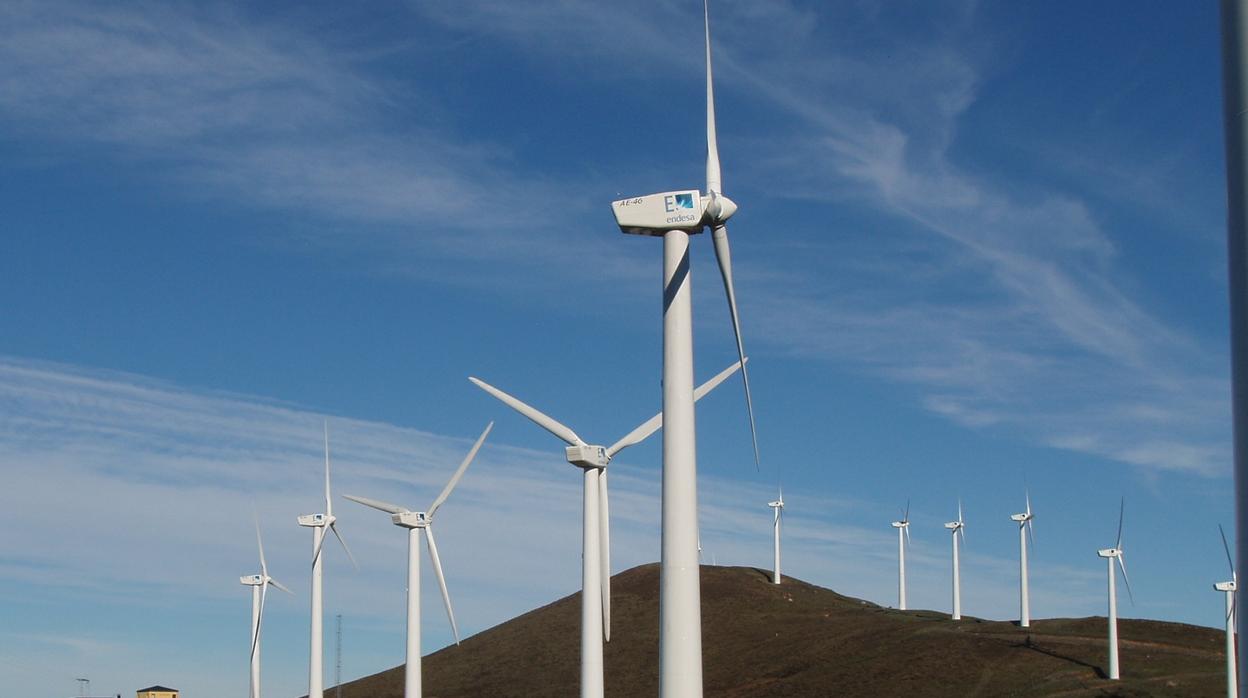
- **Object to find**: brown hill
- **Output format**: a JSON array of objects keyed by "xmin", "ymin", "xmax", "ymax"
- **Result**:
[{"xmin": 330, "ymin": 563, "xmax": 1227, "ymax": 697}]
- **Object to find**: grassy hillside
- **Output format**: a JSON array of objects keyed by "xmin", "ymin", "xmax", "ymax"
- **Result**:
[{"xmin": 328, "ymin": 563, "xmax": 1228, "ymax": 697}]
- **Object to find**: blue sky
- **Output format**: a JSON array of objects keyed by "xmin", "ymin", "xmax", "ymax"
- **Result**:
[{"xmin": 0, "ymin": 1, "xmax": 1235, "ymax": 696}]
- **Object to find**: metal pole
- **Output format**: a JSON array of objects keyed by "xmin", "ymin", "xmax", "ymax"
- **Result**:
[
  {"xmin": 952, "ymin": 533, "xmax": 961, "ymax": 620},
  {"xmin": 581, "ymin": 468, "xmax": 604, "ymax": 698},
  {"xmin": 1220, "ymin": 3, "xmax": 1248, "ymax": 695},
  {"xmin": 772, "ymin": 508, "xmax": 781, "ymax": 585},
  {"xmin": 1108, "ymin": 557, "xmax": 1119, "ymax": 680},
  {"xmin": 406, "ymin": 528, "xmax": 420, "ymax": 698},
  {"xmin": 897, "ymin": 527, "xmax": 906, "ymax": 610},
  {"xmin": 1229, "ymin": 590, "xmax": 1239, "ymax": 698},
  {"xmin": 252, "ymin": 584, "xmax": 262, "ymax": 698},
  {"xmin": 660, "ymin": 229, "xmax": 704, "ymax": 697},
  {"xmin": 1020, "ymin": 526, "xmax": 1030, "ymax": 628},
  {"xmin": 309, "ymin": 526, "xmax": 324, "ymax": 698}
]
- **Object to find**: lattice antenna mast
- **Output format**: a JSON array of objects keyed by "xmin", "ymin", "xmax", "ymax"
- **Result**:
[{"xmin": 335, "ymin": 614, "xmax": 343, "ymax": 698}]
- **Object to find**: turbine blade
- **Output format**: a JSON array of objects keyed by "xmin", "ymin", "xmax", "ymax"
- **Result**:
[
  {"xmin": 904, "ymin": 499, "xmax": 910, "ymax": 523},
  {"xmin": 342, "ymin": 494, "xmax": 407, "ymax": 515},
  {"xmin": 255, "ymin": 511, "xmax": 268, "ymax": 577},
  {"xmin": 606, "ymin": 358, "xmax": 744, "ymax": 457},
  {"xmin": 311, "ymin": 527, "xmax": 327, "ymax": 568},
  {"xmin": 704, "ymin": 0, "xmax": 721, "ymax": 194},
  {"xmin": 904, "ymin": 524, "xmax": 911, "ymax": 547},
  {"xmin": 1027, "ymin": 517, "xmax": 1035, "ymax": 550},
  {"xmin": 425, "ymin": 526, "xmax": 460, "ymax": 644},
  {"xmin": 1221, "ymin": 523, "xmax": 1236, "ymax": 576},
  {"xmin": 330, "ymin": 522, "xmax": 358, "ymax": 570},
  {"xmin": 711, "ymin": 223, "xmax": 760, "ymax": 471},
  {"xmin": 1025, "ymin": 488, "xmax": 1031, "ymax": 518},
  {"xmin": 599, "ymin": 469, "xmax": 611, "ymax": 642},
  {"xmin": 468, "ymin": 377, "xmax": 584, "ymax": 447},
  {"xmin": 268, "ymin": 577, "xmax": 294, "ymax": 595},
  {"xmin": 1115, "ymin": 497, "xmax": 1125, "ymax": 550},
  {"xmin": 428, "ymin": 422, "xmax": 493, "ymax": 520},
  {"xmin": 324, "ymin": 421, "xmax": 332, "ymax": 517},
  {"xmin": 1118, "ymin": 555, "xmax": 1135, "ymax": 606},
  {"xmin": 957, "ymin": 499, "xmax": 964, "ymax": 527},
  {"xmin": 251, "ymin": 581, "xmax": 267, "ymax": 663}
]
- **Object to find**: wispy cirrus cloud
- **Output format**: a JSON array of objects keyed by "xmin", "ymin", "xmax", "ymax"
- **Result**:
[
  {"xmin": 0, "ymin": 355, "xmax": 1066, "ymax": 696},
  {"xmin": 0, "ymin": 0, "xmax": 1228, "ymax": 477},
  {"xmin": 395, "ymin": 0, "xmax": 1231, "ymax": 475}
]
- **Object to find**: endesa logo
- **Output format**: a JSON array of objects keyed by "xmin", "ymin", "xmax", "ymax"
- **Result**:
[
  {"xmin": 664, "ymin": 193, "xmax": 695, "ymax": 212},
  {"xmin": 664, "ymin": 193, "xmax": 698, "ymax": 225}
]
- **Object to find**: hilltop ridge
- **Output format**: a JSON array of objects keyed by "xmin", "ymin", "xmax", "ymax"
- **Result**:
[{"xmin": 329, "ymin": 563, "xmax": 1225, "ymax": 697}]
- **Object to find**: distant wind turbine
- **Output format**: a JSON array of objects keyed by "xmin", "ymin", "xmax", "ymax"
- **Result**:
[
  {"xmin": 1217, "ymin": 524, "xmax": 1239, "ymax": 698},
  {"xmin": 768, "ymin": 490, "xmax": 784, "ymax": 585},
  {"xmin": 1009, "ymin": 491, "xmax": 1036, "ymax": 627},
  {"xmin": 1097, "ymin": 497, "xmax": 1133, "ymax": 681},
  {"xmin": 298, "ymin": 422, "xmax": 358, "ymax": 698},
  {"xmin": 943, "ymin": 500, "xmax": 965, "ymax": 620},
  {"xmin": 470, "ymin": 359, "xmax": 742, "ymax": 698},
  {"xmin": 891, "ymin": 501, "xmax": 911, "ymax": 610},
  {"xmin": 343, "ymin": 422, "xmax": 492, "ymax": 698},
  {"xmin": 241, "ymin": 514, "xmax": 292, "ymax": 698}
]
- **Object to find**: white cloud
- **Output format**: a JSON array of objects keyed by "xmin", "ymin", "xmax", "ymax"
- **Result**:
[{"xmin": 0, "ymin": 355, "xmax": 1064, "ymax": 696}]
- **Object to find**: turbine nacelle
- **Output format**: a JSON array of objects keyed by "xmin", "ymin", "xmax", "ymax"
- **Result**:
[
  {"xmin": 1010, "ymin": 513, "xmax": 1031, "ymax": 523},
  {"xmin": 566, "ymin": 444, "xmax": 610, "ymax": 469},
  {"xmin": 611, "ymin": 189, "xmax": 738, "ymax": 237},
  {"xmin": 1097, "ymin": 547, "xmax": 1123, "ymax": 558},
  {"xmin": 240, "ymin": 574, "xmax": 265, "ymax": 586},
  {"xmin": 1215, "ymin": 580, "xmax": 1237, "ymax": 592},
  {"xmin": 891, "ymin": 520, "xmax": 909, "ymax": 529},
  {"xmin": 768, "ymin": 499, "xmax": 784, "ymax": 509},
  {"xmin": 392, "ymin": 510, "xmax": 429, "ymax": 529},
  {"xmin": 944, "ymin": 521, "xmax": 963, "ymax": 531},
  {"xmin": 297, "ymin": 513, "xmax": 332, "ymax": 528}
]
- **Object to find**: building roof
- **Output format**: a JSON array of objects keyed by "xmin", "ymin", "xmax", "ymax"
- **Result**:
[{"xmin": 137, "ymin": 687, "xmax": 177, "ymax": 693}]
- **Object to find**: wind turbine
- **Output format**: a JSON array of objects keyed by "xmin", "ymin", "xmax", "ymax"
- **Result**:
[
  {"xmin": 943, "ymin": 500, "xmax": 965, "ymax": 620},
  {"xmin": 1217, "ymin": 524, "xmax": 1239, "ymax": 698},
  {"xmin": 297, "ymin": 422, "xmax": 358, "ymax": 698},
  {"xmin": 241, "ymin": 515, "xmax": 293, "ymax": 698},
  {"xmin": 470, "ymin": 359, "xmax": 743, "ymax": 698},
  {"xmin": 608, "ymin": 3, "xmax": 759, "ymax": 693},
  {"xmin": 768, "ymin": 491, "xmax": 784, "ymax": 585},
  {"xmin": 891, "ymin": 502, "xmax": 911, "ymax": 610},
  {"xmin": 343, "ymin": 422, "xmax": 492, "ymax": 698},
  {"xmin": 1097, "ymin": 497, "xmax": 1133, "ymax": 681},
  {"xmin": 1009, "ymin": 491, "xmax": 1035, "ymax": 628}
]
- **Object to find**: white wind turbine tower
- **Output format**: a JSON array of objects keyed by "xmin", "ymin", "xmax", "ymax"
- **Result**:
[
  {"xmin": 298, "ymin": 423, "xmax": 358, "ymax": 698},
  {"xmin": 943, "ymin": 501, "xmax": 965, "ymax": 620},
  {"xmin": 470, "ymin": 359, "xmax": 743, "ymax": 698},
  {"xmin": 768, "ymin": 490, "xmax": 784, "ymax": 585},
  {"xmin": 343, "ymin": 422, "xmax": 492, "ymax": 698},
  {"xmin": 1009, "ymin": 491, "xmax": 1036, "ymax": 627},
  {"xmin": 1217, "ymin": 524, "xmax": 1239, "ymax": 698},
  {"xmin": 891, "ymin": 502, "xmax": 911, "ymax": 610},
  {"xmin": 608, "ymin": 3, "xmax": 760, "ymax": 693},
  {"xmin": 241, "ymin": 515, "xmax": 293, "ymax": 698},
  {"xmin": 1097, "ymin": 497, "xmax": 1134, "ymax": 681}
]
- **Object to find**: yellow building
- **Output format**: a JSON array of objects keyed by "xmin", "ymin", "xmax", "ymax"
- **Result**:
[{"xmin": 136, "ymin": 686, "xmax": 178, "ymax": 698}]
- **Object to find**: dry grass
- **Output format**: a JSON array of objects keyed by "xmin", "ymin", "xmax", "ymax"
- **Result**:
[{"xmin": 328, "ymin": 563, "xmax": 1227, "ymax": 697}]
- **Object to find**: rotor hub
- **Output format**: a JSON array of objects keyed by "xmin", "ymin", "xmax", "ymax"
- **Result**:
[{"xmin": 704, "ymin": 191, "xmax": 737, "ymax": 226}]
